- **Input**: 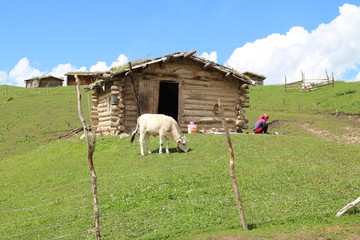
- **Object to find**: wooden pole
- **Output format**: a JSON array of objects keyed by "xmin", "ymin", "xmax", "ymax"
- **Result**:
[
  {"xmin": 335, "ymin": 197, "xmax": 360, "ymax": 217},
  {"xmin": 218, "ymin": 99, "xmax": 248, "ymax": 230},
  {"xmin": 75, "ymin": 75, "xmax": 101, "ymax": 240},
  {"xmin": 128, "ymin": 62, "xmax": 142, "ymax": 117}
]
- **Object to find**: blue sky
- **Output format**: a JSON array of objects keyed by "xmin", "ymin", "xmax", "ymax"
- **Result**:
[{"xmin": 1, "ymin": 0, "xmax": 359, "ymax": 86}]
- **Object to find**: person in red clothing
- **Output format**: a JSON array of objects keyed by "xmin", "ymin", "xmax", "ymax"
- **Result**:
[{"xmin": 253, "ymin": 114, "xmax": 270, "ymax": 134}]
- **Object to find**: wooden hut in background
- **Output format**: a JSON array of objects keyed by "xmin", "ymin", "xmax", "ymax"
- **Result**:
[
  {"xmin": 244, "ymin": 72, "xmax": 266, "ymax": 86},
  {"xmin": 66, "ymin": 73, "xmax": 96, "ymax": 86},
  {"xmin": 68, "ymin": 50, "xmax": 255, "ymax": 135},
  {"xmin": 24, "ymin": 76, "xmax": 64, "ymax": 88}
]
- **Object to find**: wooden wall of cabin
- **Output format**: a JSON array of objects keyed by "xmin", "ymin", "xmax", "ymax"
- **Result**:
[
  {"xmin": 93, "ymin": 87, "xmax": 112, "ymax": 134},
  {"xmin": 39, "ymin": 79, "xmax": 62, "ymax": 88},
  {"xmin": 122, "ymin": 76, "xmax": 140, "ymax": 132},
  {"xmin": 67, "ymin": 75, "xmax": 95, "ymax": 86},
  {"xmin": 92, "ymin": 76, "xmax": 142, "ymax": 135},
  {"xmin": 25, "ymin": 80, "xmax": 40, "ymax": 88},
  {"xmin": 181, "ymin": 77, "xmax": 240, "ymax": 132}
]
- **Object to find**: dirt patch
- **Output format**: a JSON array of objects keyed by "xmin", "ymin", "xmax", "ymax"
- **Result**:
[
  {"xmin": 267, "ymin": 118, "xmax": 360, "ymax": 145},
  {"xmin": 293, "ymin": 122, "xmax": 360, "ymax": 145},
  {"xmin": 268, "ymin": 119, "xmax": 287, "ymax": 129},
  {"xmin": 331, "ymin": 112, "xmax": 360, "ymax": 122}
]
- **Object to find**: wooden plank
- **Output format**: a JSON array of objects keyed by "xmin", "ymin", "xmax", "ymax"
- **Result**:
[
  {"xmin": 285, "ymin": 80, "xmax": 303, "ymax": 85},
  {"xmin": 182, "ymin": 94, "xmax": 238, "ymax": 102},
  {"xmin": 186, "ymin": 87, "xmax": 238, "ymax": 95},
  {"xmin": 183, "ymin": 98, "xmax": 237, "ymax": 106},
  {"xmin": 183, "ymin": 117, "xmax": 236, "ymax": 123},
  {"xmin": 97, "ymin": 102, "xmax": 108, "ymax": 108},
  {"xmin": 138, "ymin": 78, "xmax": 159, "ymax": 114},
  {"xmin": 183, "ymin": 109, "xmax": 237, "ymax": 116},
  {"xmin": 98, "ymin": 111, "xmax": 112, "ymax": 117}
]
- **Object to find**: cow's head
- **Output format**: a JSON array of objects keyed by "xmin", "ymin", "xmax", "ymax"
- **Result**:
[{"xmin": 177, "ymin": 136, "xmax": 189, "ymax": 153}]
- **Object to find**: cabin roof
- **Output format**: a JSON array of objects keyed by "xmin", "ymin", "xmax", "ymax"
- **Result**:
[
  {"xmin": 111, "ymin": 50, "xmax": 250, "ymax": 82},
  {"xmin": 243, "ymin": 71, "xmax": 266, "ymax": 81},
  {"xmin": 24, "ymin": 76, "xmax": 64, "ymax": 82},
  {"xmin": 69, "ymin": 50, "xmax": 254, "ymax": 89}
]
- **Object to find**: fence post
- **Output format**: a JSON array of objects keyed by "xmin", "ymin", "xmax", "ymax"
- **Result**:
[
  {"xmin": 218, "ymin": 99, "xmax": 248, "ymax": 230},
  {"xmin": 75, "ymin": 75, "xmax": 101, "ymax": 240},
  {"xmin": 301, "ymin": 70, "xmax": 305, "ymax": 92},
  {"xmin": 313, "ymin": 102, "xmax": 319, "ymax": 114}
]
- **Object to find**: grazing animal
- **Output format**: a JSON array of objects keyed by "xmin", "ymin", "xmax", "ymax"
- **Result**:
[{"xmin": 131, "ymin": 114, "xmax": 189, "ymax": 155}]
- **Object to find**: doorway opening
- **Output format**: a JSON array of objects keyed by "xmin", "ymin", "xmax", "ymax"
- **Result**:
[{"xmin": 158, "ymin": 81, "xmax": 179, "ymax": 121}]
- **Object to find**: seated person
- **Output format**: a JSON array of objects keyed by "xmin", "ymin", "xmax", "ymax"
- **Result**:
[{"xmin": 253, "ymin": 114, "xmax": 270, "ymax": 134}]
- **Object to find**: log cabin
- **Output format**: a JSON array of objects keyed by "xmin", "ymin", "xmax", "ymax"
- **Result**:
[
  {"xmin": 68, "ymin": 50, "xmax": 257, "ymax": 135},
  {"xmin": 24, "ymin": 76, "xmax": 64, "ymax": 88}
]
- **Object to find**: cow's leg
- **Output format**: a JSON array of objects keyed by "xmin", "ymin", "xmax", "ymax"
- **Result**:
[
  {"xmin": 159, "ymin": 135, "xmax": 164, "ymax": 154},
  {"xmin": 165, "ymin": 138, "xmax": 170, "ymax": 154},
  {"xmin": 139, "ymin": 133, "xmax": 146, "ymax": 156},
  {"xmin": 146, "ymin": 135, "xmax": 151, "ymax": 154}
]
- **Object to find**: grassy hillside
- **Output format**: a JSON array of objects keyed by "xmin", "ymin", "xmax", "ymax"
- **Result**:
[
  {"xmin": 0, "ymin": 85, "xmax": 90, "ymax": 159},
  {"xmin": 0, "ymin": 82, "xmax": 359, "ymax": 239},
  {"xmin": 249, "ymin": 81, "xmax": 360, "ymax": 115}
]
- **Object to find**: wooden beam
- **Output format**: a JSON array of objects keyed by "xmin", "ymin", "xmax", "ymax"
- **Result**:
[
  {"xmin": 225, "ymin": 72, "xmax": 233, "ymax": 78},
  {"xmin": 162, "ymin": 54, "xmax": 174, "ymax": 63},
  {"xmin": 184, "ymin": 50, "xmax": 197, "ymax": 58},
  {"xmin": 202, "ymin": 61, "xmax": 214, "ymax": 69},
  {"xmin": 128, "ymin": 62, "xmax": 142, "ymax": 117}
]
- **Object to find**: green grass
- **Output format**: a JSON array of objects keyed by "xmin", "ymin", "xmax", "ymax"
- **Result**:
[
  {"xmin": 0, "ymin": 82, "xmax": 360, "ymax": 239},
  {"xmin": 1, "ymin": 133, "xmax": 359, "ymax": 239},
  {"xmin": 0, "ymin": 85, "xmax": 90, "ymax": 159},
  {"xmin": 249, "ymin": 81, "xmax": 360, "ymax": 115}
]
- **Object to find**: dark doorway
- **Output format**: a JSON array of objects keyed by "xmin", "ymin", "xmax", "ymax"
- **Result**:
[{"xmin": 158, "ymin": 81, "xmax": 179, "ymax": 121}]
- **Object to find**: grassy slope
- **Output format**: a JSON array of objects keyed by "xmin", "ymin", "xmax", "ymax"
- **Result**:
[
  {"xmin": 0, "ymin": 85, "xmax": 90, "ymax": 159},
  {"xmin": 0, "ymin": 82, "xmax": 359, "ymax": 239},
  {"xmin": 248, "ymin": 81, "xmax": 360, "ymax": 115}
]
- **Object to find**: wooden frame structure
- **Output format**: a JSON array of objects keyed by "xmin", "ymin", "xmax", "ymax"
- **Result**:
[
  {"xmin": 284, "ymin": 70, "xmax": 335, "ymax": 92},
  {"xmin": 69, "ymin": 50, "xmax": 255, "ymax": 135}
]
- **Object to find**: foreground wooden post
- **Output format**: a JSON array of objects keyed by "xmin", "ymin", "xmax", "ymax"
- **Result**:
[
  {"xmin": 75, "ymin": 75, "xmax": 101, "ymax": 240},
  {"xmin": 218, "ymin": 99, "xmax": 248, "ymax": 230},
  {"xmin": 335, "ymin": 197, "xmax": 360, "ymax": 217}
]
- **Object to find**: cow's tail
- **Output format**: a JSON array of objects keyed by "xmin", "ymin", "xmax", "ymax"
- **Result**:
[{"xmin": 130, "ymin": 119, "xmax": 140, "ymax": 143}]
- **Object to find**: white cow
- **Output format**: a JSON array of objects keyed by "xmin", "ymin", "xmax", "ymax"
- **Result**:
[{"xmin": 130, "ymin": 114, "xmax": 189, "ymax": 155}]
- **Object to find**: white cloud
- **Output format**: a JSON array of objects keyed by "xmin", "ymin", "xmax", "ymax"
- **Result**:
[
  {"xmin": 89, "ymin": 54, "xmax": 129, "ymax": 72},
  {"xmin": 50, "ymin": 63, "xmax": 86, "ymax": 78},
  {"xmin": 200, "ymin": 51, "xmax": 218, "ymax": 63},
  {"xmin": 355, "ymin": 72, "xmax": 360, "ymax": 81},
  {"xmin": 8, "ymin": 57, "xmax": 44, "ymax": 86},
  {"xmin": 110, "ymin": 54, "xmax": 129, "ymax": 68},
  {"xmin": 1, "ymin": 53, "xmax": 129, "ymax": 87},
  {"xmin": 90, "ymin": 62, "xmax": 109, "ymax": 72},
  {"xmin": 226, "ymin": 3, "xmax": 360, "ymax": 84},
  {"xmin": 0, "ymin": 71, "xmax": 7, "ymax": 84}
]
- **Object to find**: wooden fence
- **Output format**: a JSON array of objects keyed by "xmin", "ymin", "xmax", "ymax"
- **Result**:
[{"xmin": 284, "ymin": 71, "xmax": 335, "ymax": 92}]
